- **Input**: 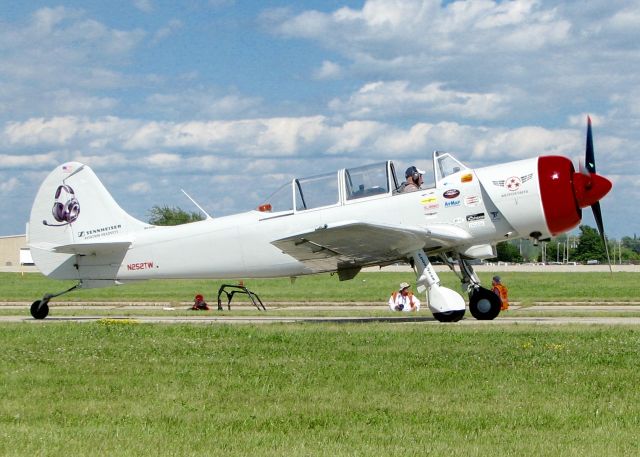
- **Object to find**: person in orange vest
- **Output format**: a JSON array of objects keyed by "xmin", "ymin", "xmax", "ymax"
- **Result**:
[
  {"xmin": 191, "ymin": 294, "xmax": 210, "ymax": 310},
  {"xmin": 491, "ymin": 276, "xmax": 509, "ymax": 310},
  {"xmin": 388, "ymin": 282, "xmax": 421, "ymax": 312}
]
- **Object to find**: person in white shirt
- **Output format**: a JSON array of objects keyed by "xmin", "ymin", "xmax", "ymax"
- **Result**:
[{"xmin": 388, "ymin": 282, "xmax": 421, "ymax": 312}]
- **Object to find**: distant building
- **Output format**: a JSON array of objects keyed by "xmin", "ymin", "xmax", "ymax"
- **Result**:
[{"xmin": 0, "ymin": 234, "xmax": 32, "ymax": 269}]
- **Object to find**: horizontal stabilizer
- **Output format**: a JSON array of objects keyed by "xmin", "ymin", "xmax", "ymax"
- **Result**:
[{"xmin": 30, "ymin": 240, "xmax": 131, "ymax": 255}]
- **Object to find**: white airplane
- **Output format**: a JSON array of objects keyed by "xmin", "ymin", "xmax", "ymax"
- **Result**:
[{"xmin": 27, "ymin": 118, "xmax": 612, "ymax": 321}]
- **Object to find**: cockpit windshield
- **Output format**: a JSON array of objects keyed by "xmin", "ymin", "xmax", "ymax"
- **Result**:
[
  {"xmin": 258, "ymin": 182, "xmax": 292, "ymax": 213},
  {"xmin": 434, "ymin": 151, "xmax": 468, "ymax": 182},
  {"xmin": 344, "ymin": 162, "xmax": 389, "ymax": 200},
  {"xmin": 295, "ymin": 172, "xmax": 339, "ymax": 211}
]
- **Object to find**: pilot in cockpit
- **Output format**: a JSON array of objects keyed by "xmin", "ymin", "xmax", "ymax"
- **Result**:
[{"xmin": 399, "ymin": 166, "xmax": 425, "ymax": 193}]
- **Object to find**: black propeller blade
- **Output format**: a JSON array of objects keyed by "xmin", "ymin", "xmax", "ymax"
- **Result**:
[
  {"xmin": 584, "ymin": 116, "xmax": 612, "ymax": 271},
  {"xmin": 585, "ymin": 116, "xmax": 596, "ymax": 173}
]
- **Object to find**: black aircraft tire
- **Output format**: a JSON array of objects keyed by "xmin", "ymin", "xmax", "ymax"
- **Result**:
[
  {"xmin": 469, "ymin": 287, "xmax": 501, "ymax": 320},
  {"xmin": 433, "ymin": 309, "xmax": 465, "ymax": 323},
  {"xmin": 30, "ymin": 300, "xmax": 49, "ymax": 320}
]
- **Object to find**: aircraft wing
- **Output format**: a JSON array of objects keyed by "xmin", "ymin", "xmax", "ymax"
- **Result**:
[{"xmin": 272, "ymin": 221, "xmax": 471, "ymax": 271}]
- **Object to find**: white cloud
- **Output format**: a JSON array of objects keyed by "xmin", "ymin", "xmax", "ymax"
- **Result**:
[
  {"xmin": 326, "ymin": 120, "xmax": 385, "ymax": 154},
  {"xmin": 269, "ymin": 0, "xmax": 571, "ymax": 56},
  {"xmin": 0, "ymin": 153, "xmax": 59, "ymax": 168},
  {"xmin": 4, "ymin": 117, "xmax": 80, "ymax": 146},
  {"xmin": 607, "ymin": 5, "xmax": 640, "ymax": 31},
  {"xmin": 133, "ymin": 0, "xmax": 153, "ymax": 13},
  {"xmin": 2, "ymin": 116, "xmax": 142, "ymax": 149},
  {"xmin": 0, "ymin": 7, "xmax": 145, "ymax": 120},
  {"xmin": 146, "ymin": 88, "xmax": 262, "ymax": 119},
  {"xmin": 313, "ymin": 60, "xmax": 343, "ymax": 80},
  {"xmin": 1, "ymin": 114, "xmax": 613, "ymax": 164},
  {"xmin": 0, "ymin": 177, "xmax": 19, "ymax": 192},
  {"xmin": 153, "ymin": 19, "xmax": 183, "ymax": 43},
  {"xmin": 472, "ymin": 126, "xmax": 579, "ymax": 159},
  {"xmin": 147, "ymin": 153, "xmax": 182, "ymax": 168},
  {"xmin": 128, "ymin": 181, "xmax": 152, "ymax": 193},
  {"xmin": 329, "ymin": 80, "xmax": 508, "ymax": 120}
]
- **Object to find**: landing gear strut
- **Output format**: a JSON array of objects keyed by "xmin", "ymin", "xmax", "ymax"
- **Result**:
[
  {"xmin": 410, "ymin": 250, "xmax": 466, "ymax": 322},
  {"xmin": 30, "ymin": 283, "xmax": 80, "ymax": 319}
]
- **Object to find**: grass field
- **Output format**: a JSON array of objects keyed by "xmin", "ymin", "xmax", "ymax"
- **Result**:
[
  {"xmin": 2, "ymin": 271, "xmax": 640, "ymax": 455},
  {"xmin": 1, "ymin": 323, "xmax": 640, "ymax": 456},
  {"xmin": 1, "ymin": 271, "xmax": 639, "ymax": 304}
]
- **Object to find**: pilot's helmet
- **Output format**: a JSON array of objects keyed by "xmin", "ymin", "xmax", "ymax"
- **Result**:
[{"xmin": 195, "ymin": 294, "xmax": 204, "ymax": 302}]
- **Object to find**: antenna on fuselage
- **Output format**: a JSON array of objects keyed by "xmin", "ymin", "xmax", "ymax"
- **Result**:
[{"xmin": 181, "ymin": 189, "xmax": 212, "ymax": 219}]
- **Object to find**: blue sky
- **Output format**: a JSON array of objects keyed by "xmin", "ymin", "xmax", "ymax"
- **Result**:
[{"xmin": 1, "ymin": 0, "xmax": 638, "ymax": 240}]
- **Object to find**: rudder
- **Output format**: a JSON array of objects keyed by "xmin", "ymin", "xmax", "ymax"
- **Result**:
[{"xmin": 28, "ymin": 162, "xmax": 147, "ymax": 279}]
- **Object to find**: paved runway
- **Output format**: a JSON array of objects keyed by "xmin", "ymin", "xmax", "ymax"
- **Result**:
[{"xmin": 2, "ymin": 303, "xmax": 640, "ymax": 325}]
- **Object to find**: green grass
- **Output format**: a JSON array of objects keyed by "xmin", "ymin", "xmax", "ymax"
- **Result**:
[
  {"xmin": 2, "ymin": 271, "xmax": 639, "ymax": 303},
  {"xmin": 1, "ymin": 323, "xmax": 640, "ymax": 456}
]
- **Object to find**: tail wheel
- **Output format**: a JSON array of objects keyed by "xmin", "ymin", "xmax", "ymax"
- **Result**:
[
  {"xmin": 469, "ymin": 287, "xmax": 501, "ymax": 320},
  {"xmin": 433, "ymin": 309, "xmax": 465, "ymax": 323},
  {"xmin": 30, "ymin": 300, "xmax": 49, "ymax": 320}
]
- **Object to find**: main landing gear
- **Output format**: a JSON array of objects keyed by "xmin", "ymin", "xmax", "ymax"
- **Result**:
[
  {"xmin": 30, "ymin": 284, "xmax": 80, "ymax": 319},
  {"xmin": 449, "ymin": 255, "xmax": 502, "ymax": 321},
  {"xmin": 410, "ymin": 250, "xmax": 502, "ymax": 322}
]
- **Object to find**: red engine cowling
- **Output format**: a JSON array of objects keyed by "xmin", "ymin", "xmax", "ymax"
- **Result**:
[{"xmin": 538, "ymin": 156, "xmax": 612, "ymax": 236}]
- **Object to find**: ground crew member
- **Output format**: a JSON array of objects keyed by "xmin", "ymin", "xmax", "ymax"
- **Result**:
[
  {"xmin": 492, "ymin": 276, "xmax": 509, "ymax": 310},
  {"xmin": 191, "ymin": 294, "xmax": 210, "ymax": 310},
  {"xmin": 388, "ymin": 282, "xmax": 421, "ymax": 312}
]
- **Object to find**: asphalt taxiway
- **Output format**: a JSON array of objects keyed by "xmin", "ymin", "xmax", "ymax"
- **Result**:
[{"xmin": 2, "ymin": 302, "xmax": 640, "ymax": 325}]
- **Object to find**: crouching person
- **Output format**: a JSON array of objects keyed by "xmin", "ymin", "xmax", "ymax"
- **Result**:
[
  {"xmin": 191, "ymin": 294, "xmax": 210, "ymax": 310},
  {"xmin": 388, "ymin": 282, "xmax": 420, "ymax": 312}
]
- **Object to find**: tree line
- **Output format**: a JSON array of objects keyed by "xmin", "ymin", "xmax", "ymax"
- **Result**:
[{"xmin": 496, "ymin": 226, "xmax": 640, "ymax": 264}]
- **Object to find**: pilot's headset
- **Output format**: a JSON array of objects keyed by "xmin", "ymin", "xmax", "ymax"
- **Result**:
[
  {"xmin": 45, "ymin": 184, "xmax": 80, "ymax": 226},
  {"xmin": 406, "ymin": 166, "xmax": 421, "ymax": 183}
]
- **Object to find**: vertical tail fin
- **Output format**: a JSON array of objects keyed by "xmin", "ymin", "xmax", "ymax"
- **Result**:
[{"xmin": 28, "ymin": 162, "xmax": 147, "ymax": 278}]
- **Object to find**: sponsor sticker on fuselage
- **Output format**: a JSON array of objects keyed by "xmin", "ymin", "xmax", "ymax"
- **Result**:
[{"xmin": 443, "ymin": 189, "xmax": 460, "ymax": 199}]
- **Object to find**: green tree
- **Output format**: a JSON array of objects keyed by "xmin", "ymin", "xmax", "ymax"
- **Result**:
[
  {"xmin": 148, "ymin": 205, "xmax": 204, "ymax": 226},
  {"xmin": 573, "ymin": 225, "xmax": 607, "ymax": 263},
  {"xmin": 622, "ymin": 235, "xmax": 640, "ymax": 254},
  {"xmin": 495, "ymin": 240, "xmax": 523, "ymax": 263}
]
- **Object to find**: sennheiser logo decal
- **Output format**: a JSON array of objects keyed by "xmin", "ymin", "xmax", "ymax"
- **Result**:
[{"xmin": 78, "ymin": 225, "xmax": 122, "ymax": 240}]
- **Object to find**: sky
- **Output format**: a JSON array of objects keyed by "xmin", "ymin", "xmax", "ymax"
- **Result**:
[{"xmin": 1, "ymin": 0, "xmax": 638, "ymax": 241}]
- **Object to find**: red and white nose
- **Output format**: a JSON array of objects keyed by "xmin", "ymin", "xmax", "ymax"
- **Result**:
[{"xmin": 538, "ymin": 156, "xmax": 612, "ymax": 236}]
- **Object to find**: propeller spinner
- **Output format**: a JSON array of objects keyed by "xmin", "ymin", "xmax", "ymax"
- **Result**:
[{"xmin": 538, "ymin": 117, "xmax": 612, "ymax": 241}]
